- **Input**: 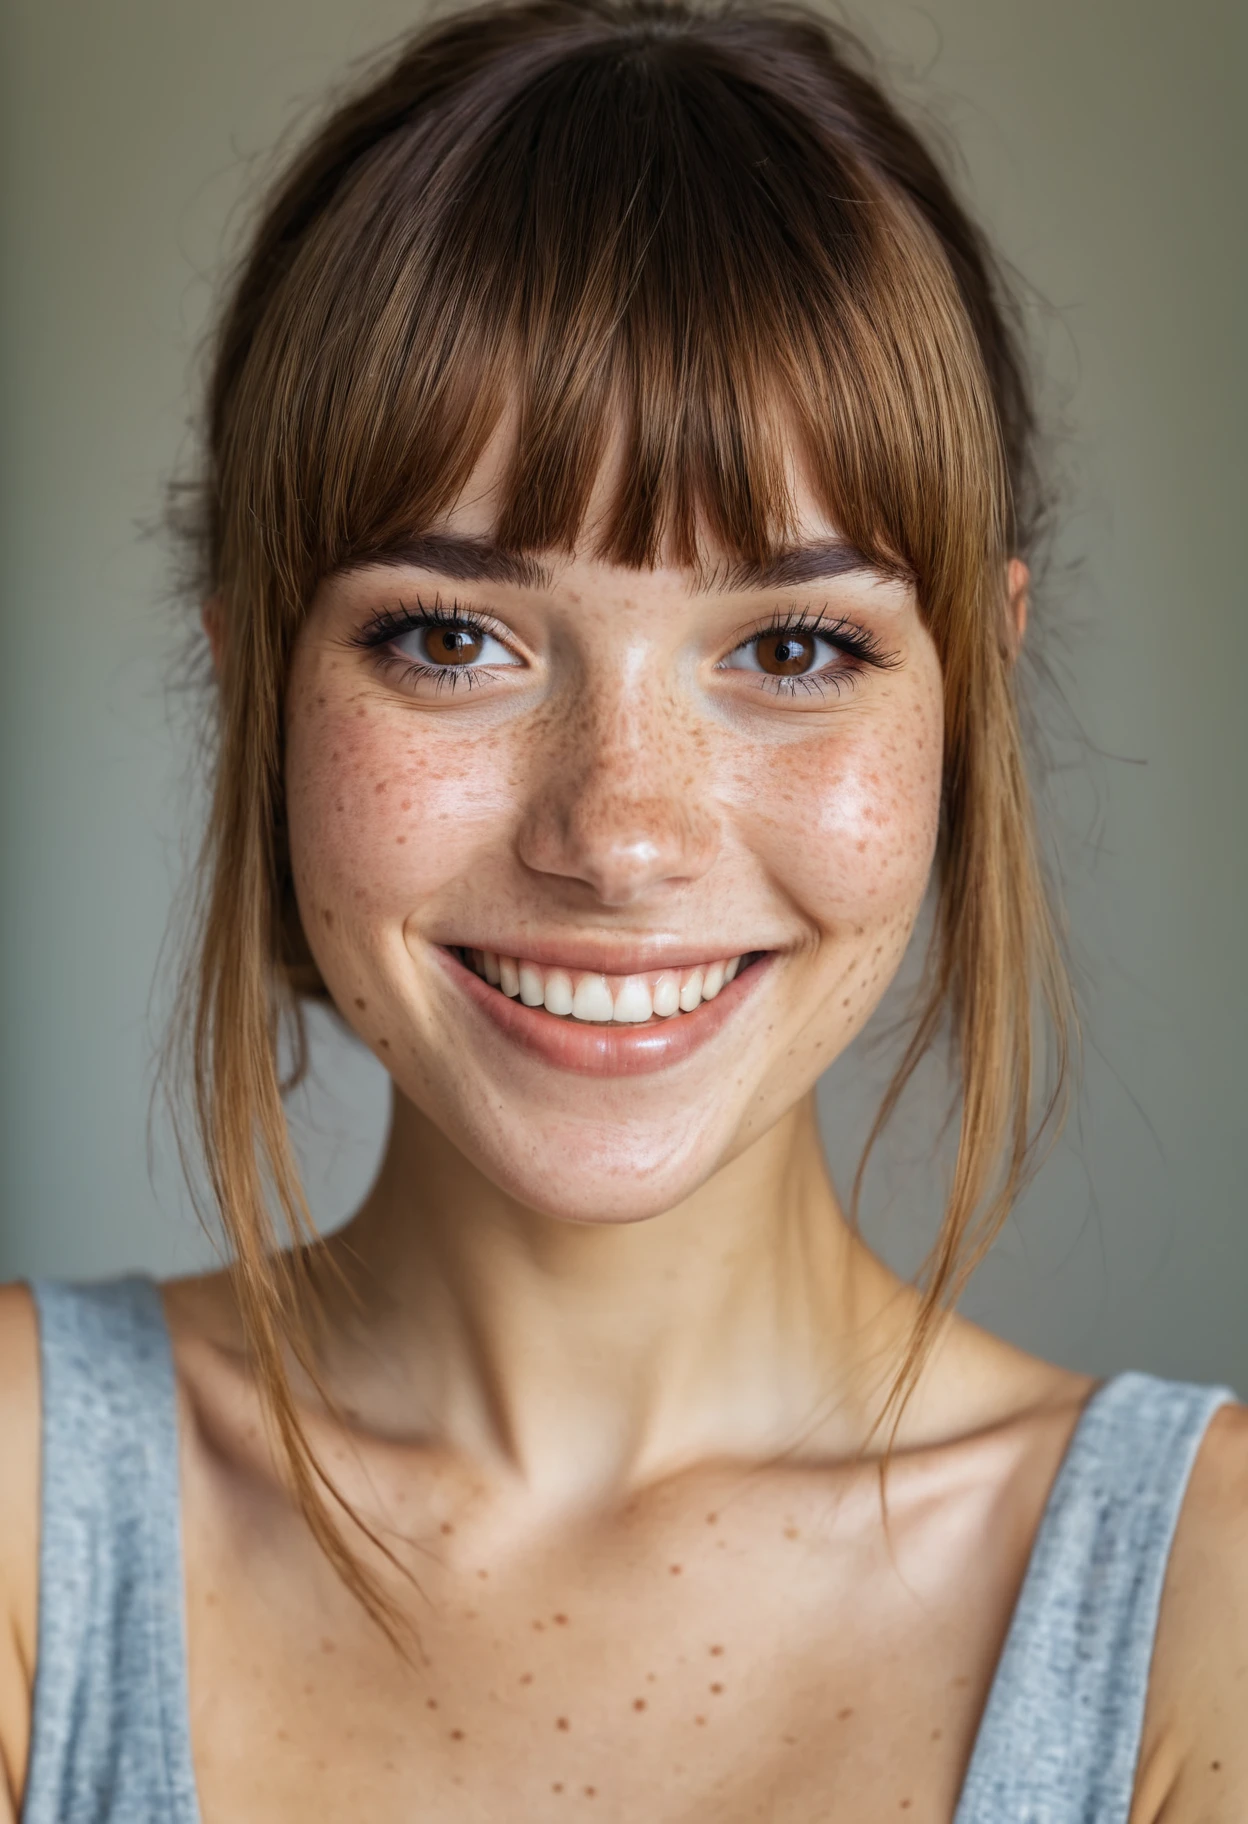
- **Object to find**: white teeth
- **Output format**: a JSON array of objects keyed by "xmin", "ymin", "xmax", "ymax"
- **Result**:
[
  {"xmin": 613, "ymin": 977, "xmax": 653, "ymax": 1023},
  {"xmin": 571, "ymin": 974, "xmax": 615, "ymax": 1022},
  {"xmin": 518, "ymin": 963, "xmax": 544, "ymax": 1008},
  {"xmin": 678, "ymin": 967, "xmax": 704, "ymax": 1013},
  {"xmin": 543, "ymin": 969, "xmax": 574, "ymax": 1016},
  {"xmin": 652, "ymin": 972, "xmax": 681, "ymax": 1018},
  {"xmin": 465, "ymin": 949, "xmax": 749, "ymax": 1021}
]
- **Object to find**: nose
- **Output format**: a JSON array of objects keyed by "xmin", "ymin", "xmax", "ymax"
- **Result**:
[{"xmin": 516, "ymin": 688, "xmax": 720, "ymax": 907}]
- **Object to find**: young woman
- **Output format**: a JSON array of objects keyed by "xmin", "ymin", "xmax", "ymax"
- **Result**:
[{"xmin": 0, "ymin": 2, "xmax": 1243, "ymax": 1818}]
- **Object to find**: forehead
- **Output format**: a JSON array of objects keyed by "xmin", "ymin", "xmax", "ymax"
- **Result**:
[{"xmin": 354, "ymin": 415, "xmax": 909, "ymax": 598}]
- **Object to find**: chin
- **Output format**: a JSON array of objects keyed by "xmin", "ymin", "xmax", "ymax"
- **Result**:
[{"xmin": 425, "ymin": 1095, "xmax": 747, "ymax": 1226}]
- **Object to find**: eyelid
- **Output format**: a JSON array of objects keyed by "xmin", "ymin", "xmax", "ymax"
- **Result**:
[
  {"xmin": 352, "ymin": 595, "xmax": 530, "ymax": 663},
  {"xmin": 718, "ymin": 605, "xmax": 900, "ymax": 669}
]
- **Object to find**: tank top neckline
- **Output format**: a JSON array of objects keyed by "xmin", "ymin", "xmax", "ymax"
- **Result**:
[{"xmin": 22, "ymin": 1275, "xmax": 1236, "ymax": 1824}]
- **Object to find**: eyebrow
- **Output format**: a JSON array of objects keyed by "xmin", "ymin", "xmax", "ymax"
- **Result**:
[
  {"xmin": 708, "ymin": 540, "xmax": 905, "ymax": 591},
  {"xmin": 345, "ymin": 534, "xmax": 553, "ymax": 589},
  {"xmin": 342, "ymin": 532, "xmax": 900, "ymax": 593}
]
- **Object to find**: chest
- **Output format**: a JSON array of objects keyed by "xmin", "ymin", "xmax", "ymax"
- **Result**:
[{"xmin": 184, "ymin": 1462, "xmax": 1028, "ymax": 1823}]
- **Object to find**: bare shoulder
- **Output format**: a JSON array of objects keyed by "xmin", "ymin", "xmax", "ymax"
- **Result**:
[
  {"xmin": 1136, "ymin": 1399, "xmax": 1248, "ymax": 1823},
  {"xmin": 0, "ymin": 1284, "xmax": 41, "ymax": 1819}
]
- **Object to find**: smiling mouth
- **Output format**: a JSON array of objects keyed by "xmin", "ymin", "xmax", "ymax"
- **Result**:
[{"xmin": 451, "ymin": 947, "xmax": 759, "ymax": 1025}]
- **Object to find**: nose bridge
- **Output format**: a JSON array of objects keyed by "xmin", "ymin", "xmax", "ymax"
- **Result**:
[{"xmin": 519, "ymin": 662, "xmax": 718, "ymax": 905}]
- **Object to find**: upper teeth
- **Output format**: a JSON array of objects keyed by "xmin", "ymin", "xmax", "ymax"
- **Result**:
[{"xmin": 464, "ymin": 950, "xmax": 744, "ymax": 1022}]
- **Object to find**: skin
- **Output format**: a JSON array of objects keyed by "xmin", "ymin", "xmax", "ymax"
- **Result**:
[{"xmin": 0, "ymin": 442, "xmax": 1243, "ymax": 1822}]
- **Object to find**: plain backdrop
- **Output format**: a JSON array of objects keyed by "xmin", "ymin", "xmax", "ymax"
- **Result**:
[{"xmin": 1, "ymin": 0, "xmax": 1244, "ymax": 1386}]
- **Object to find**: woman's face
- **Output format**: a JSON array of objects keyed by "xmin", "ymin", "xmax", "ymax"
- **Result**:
[{"xmin": 285, "ymin": 446, "xmax": 944, "ymax": 1222}]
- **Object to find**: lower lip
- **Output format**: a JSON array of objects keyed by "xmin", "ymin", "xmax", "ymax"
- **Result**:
[{"xmin": 436, "ymin": 948, "xmax": 770, "ymax": 1077}]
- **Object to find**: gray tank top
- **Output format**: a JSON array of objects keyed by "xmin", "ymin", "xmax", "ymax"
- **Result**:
[{"xmin": 21, "ymin": 1277, "xmax": 1235, "ymax": 1823}]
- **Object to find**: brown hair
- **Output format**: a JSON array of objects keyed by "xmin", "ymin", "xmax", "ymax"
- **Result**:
[{"xmin": 177, "ymin": 0, "xmax": 1072, "ymax": 1629}]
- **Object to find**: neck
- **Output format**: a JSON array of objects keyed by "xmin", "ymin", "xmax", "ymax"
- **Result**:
[{"xmin": 319, "ymin": 1091, "xmax": 917, "ymax": 1501}]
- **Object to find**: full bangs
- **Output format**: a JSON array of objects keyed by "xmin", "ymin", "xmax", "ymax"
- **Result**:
[{"xmin": 215, "ymin": 18, "xmax": 1006, "ymax": 644}]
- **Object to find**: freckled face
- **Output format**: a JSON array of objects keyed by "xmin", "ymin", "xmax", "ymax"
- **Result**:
[{"xmin": 284, "ymin": 462, "xmax": 943, "ymax": 1222}]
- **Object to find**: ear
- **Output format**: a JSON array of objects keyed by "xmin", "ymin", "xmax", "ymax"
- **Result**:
[
  {"xmin": 202, "ymin": 593, "xmax": 225, "ymax": 674},
  {"xmin": 1006, "ymin": 557, "xmax": 1029, "ymax": 659}
]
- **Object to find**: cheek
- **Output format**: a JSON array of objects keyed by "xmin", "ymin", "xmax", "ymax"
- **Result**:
[
  {"xmin": 741, "ymin": 692, "xmax": 943, "ymax": 930},
  {"xmin": 284, "ymin": 683, "xmax": 515, "ymax": 942}
]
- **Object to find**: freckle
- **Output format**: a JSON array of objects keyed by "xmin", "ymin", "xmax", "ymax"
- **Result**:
[
  {"xmin": 320, "ymin": 1637, "xmax": 335, "ymax": 1654},
  {"xmin": 401, "ymin": 799, "xmax": 411, "ymax": 811},
  {"xmin": 633, "ymin": 1698, "xmax": 647, "ymax": 1711},
  {"xmin": 450, "ymin": 1729, "xmax": 464, "ymax": 1741},
  {"xmin": 440, "ymin": 1523, "xmax": 454, "ymax": 1535},
  {"xmin": 520, "ymin": 1673, "xmax": 533, "ymax": 1685},
  {"xmin": 477, "ymin": 1569, "xmax": 489, "ymax": 1580},
  {"xmin": 782, "ymin": 1734, "xmax": 798, "ymax": 1746},
  {"xmin": 552, "ymin": 1783, "xmax": 564, "ymax": 1793},
  {"xmin": 930, "ymin": 1727, "xmax": 942, "ymax": 1741},
  {"xmin": 379, "ymin": 1037, "xmax": 390, "ymax": 1049},
  {"xmin": 669, "ymin": 1564, "xmax": 682, "ymax": 1575},
  {"xmin": 317, "ymin": 696, "xmax": 327, "ymax": 708},
  {"xmin": 555, "ymin": 1717, "xmax": 569, "ymax": 1731},
  {"xmin": 354, "ymin": 997, "xmax": 366, "ymax": 1010},
  {"xmin": 706, "ymin": 1512, "xmax": 718, "ymax": 1525},
  {"xmin": 553, "ymin": 1613, "xmax": 568, "ymax": 1626},
  {"xmin": 335, "ymin": 800, "xmax": 345, "ymax": 813},
  {"xmin": 302, "ymin": 1683, "xmax": 314, "ymax": 1697},
  {"xmin": 952, "ymin": 1675, "xmax": 970, "ymax": 1689},
  {"xmin": 427, "ymin": 1697, "xmax": 438, "ymax": 1709},
  {"xmin": 584, "ymin": 1787, "xmax": 596, "ymax": 1798},
  {"xmin": 276, "ymin": 1727, "xmax": 289, "ymax": 1742},
  {"xmin": 533, "ymin": 1620, "xmax": 546, "ymax": 1631},
  {"xmin": 396, "ymin": 835, "xmax": 406, "ymax": 844},
  {"xmin": 694, "ymin": 1715, "xmax": 707, "ymax": 1726},
  {"xmin": 710, "ymin": 1683, "xmax": 724, "ymax": 1695},
  {"xmin": 646, "ymin": 1672, "xmax": 656, "ymax": 1682},
  {"xmin": 709, "ymin": 1645, "xmax": 724, "ymax": 1657},
  {"xmin": 900, "ymin": 1801, "xmax": 912, "ymax": 1811},
  {"xmin": 784, "ymin": 1526, "xmax": 800, "ymax": 1540},
  {"xmin": 837, "ymin": 1707, "xmax": 854, "ymax": 1721},
  {"xmin": 321, "ymin": 910, "xmax": 334, "ymax": 928}
]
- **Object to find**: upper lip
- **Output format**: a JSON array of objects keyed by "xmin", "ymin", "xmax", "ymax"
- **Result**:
[{"xmin": 438, "ymin": 938, "xmax": 771, "ymax": 974}]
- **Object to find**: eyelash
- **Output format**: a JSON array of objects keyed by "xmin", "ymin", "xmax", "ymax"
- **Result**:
[
  {"xmin": 723, "ymin": 606, "xmax": 901, "ymax": 698},
  {"xmin": 351, "ymin": 597, "xmax": 506, "ymax": 694},
  {"xmin": 350, "ymin": 597, "xmax": 902, "ymax": 697}
]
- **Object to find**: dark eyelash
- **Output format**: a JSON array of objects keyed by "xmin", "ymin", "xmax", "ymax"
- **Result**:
[
  {"xmin": 739, "ymin": 605, "xmax": 902, "ymax": 671},
  {"xmin": 350, "ymin": 594, "xmax": 485, "ymax": 650},
  {"xmin": 727, "ymin": 608, "xmax": 903, "ymax": 702},
  {"xmin": 351, "ymin": 595, "xmax": 511, "ymax": 694}
]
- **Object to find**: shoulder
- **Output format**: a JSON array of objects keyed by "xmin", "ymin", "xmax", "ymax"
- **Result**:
[
  {"xmin": 1136, "ymin": 1396, "xmax": 1248, "ymax": 1823},
  {"xmin": 0, "ymin": 1284, "xmax": 41, "ymax": 1819}
]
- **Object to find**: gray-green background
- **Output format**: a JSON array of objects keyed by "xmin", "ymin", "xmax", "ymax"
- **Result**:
[{"xmin": 2, "ymin": 1, "xmax": 1244, "ymax": 1384}]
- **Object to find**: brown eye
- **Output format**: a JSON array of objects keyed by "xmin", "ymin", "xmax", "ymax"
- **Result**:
[
  {"xmin": 423, "ymin": 624, "xmax": 484, "ymax": 665},
  {"xmin": 754, "ymin": 631, "xmax": 817, "ymax": 676}
]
